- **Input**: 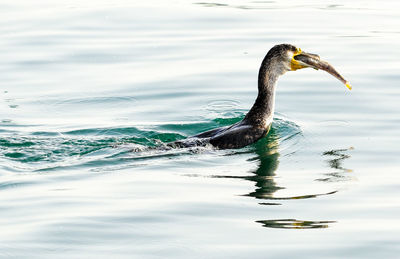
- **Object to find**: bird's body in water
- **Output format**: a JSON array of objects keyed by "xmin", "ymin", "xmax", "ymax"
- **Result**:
[{"xmin": 169, "ymin": 44, "xmax": 351, "ymax": 149}]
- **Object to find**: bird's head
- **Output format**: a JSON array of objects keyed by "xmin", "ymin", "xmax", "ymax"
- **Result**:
[{"xmin": 265, "ymin": 44, "xmax": 351, "ymax": 90}]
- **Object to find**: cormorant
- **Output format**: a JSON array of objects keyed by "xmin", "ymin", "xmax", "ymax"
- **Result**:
[{"xmin": 169, "ymin": 44, "xmax": 351, "ymax": 149}]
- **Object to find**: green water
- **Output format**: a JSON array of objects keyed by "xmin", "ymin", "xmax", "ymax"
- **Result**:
[{"xmin": 1, "ymin": 0, "xmax": 400, "ymax": 258}]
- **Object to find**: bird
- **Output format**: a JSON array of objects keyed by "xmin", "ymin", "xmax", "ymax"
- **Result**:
[{"xmin": 169, "ymin": 44, "xmax": 351, "ymax": 149}]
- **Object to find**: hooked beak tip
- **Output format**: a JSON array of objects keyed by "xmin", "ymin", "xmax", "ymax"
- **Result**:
[{"xmin": 294, "ymin": 51, "xmax": 352, "ymax": 91}]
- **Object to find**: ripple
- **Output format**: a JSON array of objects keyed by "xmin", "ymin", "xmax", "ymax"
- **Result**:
[
  {"xmin": 0, "ymin": 180, "xmax": 35, "ymax": 190},
  {"xmin": 54, "ymin": 96, "xmax": 136, "ymax": 106},
  {"xmin": 203, "ymin": 99, "xmax": 245, "ymax": 120},
  {"xmin": 204, "ymin": 99, "xmax": 241, "ymax": 112}
]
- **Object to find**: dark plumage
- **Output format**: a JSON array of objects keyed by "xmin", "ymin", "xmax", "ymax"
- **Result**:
[{"xmin": 168, "ymin": 44, "xmax": 350, "ymax": 149}]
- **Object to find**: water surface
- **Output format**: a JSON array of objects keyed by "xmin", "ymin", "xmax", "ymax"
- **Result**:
[{"xmin": 1, "ymin": 0, "xmax": 400, "ymax": 258}]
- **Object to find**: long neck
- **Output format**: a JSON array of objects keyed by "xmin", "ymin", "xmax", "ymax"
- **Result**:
[{"xmin": 244, "ymin": 58, "xmax": 279, "ymax": 127}]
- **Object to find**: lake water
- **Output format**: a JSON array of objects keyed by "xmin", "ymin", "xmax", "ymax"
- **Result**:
[{"xmin": 1, "ymin": 0, "xmax": 400, "ymax": 258}]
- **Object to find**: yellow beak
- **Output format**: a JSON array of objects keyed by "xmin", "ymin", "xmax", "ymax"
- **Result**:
[
  {"xmin": 291, "ymin": 48, "xmax": 352, "ymax": 90},
  {"xmin": 290, "ymin": 49, "xmax": 308, "ymax": 71}
]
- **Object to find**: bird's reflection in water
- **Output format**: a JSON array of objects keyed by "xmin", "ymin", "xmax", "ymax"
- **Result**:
[
  {"xmin": 256, "ymin": 219, "xmax": 336, "ymax": 229},
  {"xmin": 213, "ymin": 128, "xmax": 340, "ymax": 201},
  {"xmin": 316, "ymin": 147, "xmax": 354, "ymax": 182},
  {"xmin": 243, "ymin": 130, "xmax": 283, "ymax": 203},
  {"xmin": 212, "ymin": 127, "xmax": 353, "ymax": 229},
  {"xmin": 210, "ymin": 129, "xmax": 282, "ymax": 200}
]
